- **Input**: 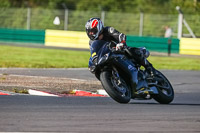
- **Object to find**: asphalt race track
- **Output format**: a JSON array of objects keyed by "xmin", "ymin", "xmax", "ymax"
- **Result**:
[{"xmin": 0, "ymin": 68, "xmax": 200, "ymax": 132}]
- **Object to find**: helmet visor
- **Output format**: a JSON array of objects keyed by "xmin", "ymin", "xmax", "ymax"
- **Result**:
[
  {"xmin": 86, "ymin": 27, "xmax": 98, "ymax": 40},
  {"xmin": 88, "ymin": 27, "xmax": 98, "ymax": 35}
]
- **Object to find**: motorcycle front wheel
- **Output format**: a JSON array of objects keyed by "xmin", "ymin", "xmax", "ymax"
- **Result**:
[
  {"xmin": 152, "ymin": 70, "xmax": 174, "ymax": 104},
  {"xmin": 100, "ymin": 70, "xmax": 131, "ymax": 103}
]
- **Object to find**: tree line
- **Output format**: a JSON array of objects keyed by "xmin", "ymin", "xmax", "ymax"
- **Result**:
[{"xmin": 0, "ymin": 0, "xmax": 200, "ymax": 14}]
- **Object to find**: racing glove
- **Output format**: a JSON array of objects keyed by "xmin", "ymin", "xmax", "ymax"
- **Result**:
[{"xmin": 116, "ymin": 43, "xmax": 124, "ymax": 51}]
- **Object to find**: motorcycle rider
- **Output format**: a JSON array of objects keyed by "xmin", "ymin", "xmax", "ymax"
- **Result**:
[{"xmin": 85, "ymin": 18, "xmax": 156, "ymax": 77}]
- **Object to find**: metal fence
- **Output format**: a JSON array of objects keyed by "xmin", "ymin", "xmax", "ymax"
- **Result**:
[{"xmin": 0, "ymin": 7, "xmax": 200, "ymax": 38}]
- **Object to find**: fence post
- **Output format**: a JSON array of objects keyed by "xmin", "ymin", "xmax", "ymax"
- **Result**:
[
  {"xmin": 176, "ymin": 6, "xmax": 183, "ymax": 39},
  {"xmin": 177, "ymin": 13, "xmax": 183, "ymax": 39},
  {"xmin": 139, "ymin": 12, "xmax": 144, "ymax": 36},
  {"xmin": 101, "ymin": 11, "xmax": 105, "ymax": 25},
  {"xmin": 64, "ymin": 9, "xmax": 69, "ymax": 30},
  {"xmin": 27, "ymin": 7, "xmax": 31, "ymax": 30}
]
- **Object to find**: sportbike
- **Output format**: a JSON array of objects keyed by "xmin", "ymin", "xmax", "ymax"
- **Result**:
[{"xmin": 90, "ymin": 40, "xmax": 174, "ymax": 104}]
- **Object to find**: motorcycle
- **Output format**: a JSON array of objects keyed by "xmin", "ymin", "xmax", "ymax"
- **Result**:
[{"xmin": 89, "ymin": 40, "xmax": 174, "ymax": 104}]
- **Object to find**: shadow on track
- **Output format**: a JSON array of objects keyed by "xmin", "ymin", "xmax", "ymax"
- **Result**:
[{"xmin": 129, "ymin": 102, "xmax": 200, "ymax": 106}]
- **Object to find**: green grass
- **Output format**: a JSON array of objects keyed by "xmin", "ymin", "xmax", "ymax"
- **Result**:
[
  {"xmin": 0, "ymin": 45, "xmax": 90, "ymax": 68},
  {"xmin": 0, "ymin": 45, "xmax": 199, "ymax": 70},
  {"xmin": 148, "ymin": 56, "xmax": 200, "ymax": 71}
]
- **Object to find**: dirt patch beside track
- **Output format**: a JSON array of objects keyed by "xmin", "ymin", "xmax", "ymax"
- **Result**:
[{"xmin": 0, "ymin": 74, "xmax": 103, "ymax": 94}]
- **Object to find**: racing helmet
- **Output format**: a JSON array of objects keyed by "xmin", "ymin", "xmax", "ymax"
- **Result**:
[{"xmin": 85, "ymin": 18, "xmax": 104, "ymax": 40}]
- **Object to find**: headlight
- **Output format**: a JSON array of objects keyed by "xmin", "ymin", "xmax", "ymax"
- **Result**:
[{"xmin": 98, "ymin": 54, "xmax": 109, "ymax": 65}]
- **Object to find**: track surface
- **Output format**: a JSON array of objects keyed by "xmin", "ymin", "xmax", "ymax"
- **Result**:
[{"xmin": 0, "ymin": 68, "xmax": 200, "ymax": 132}]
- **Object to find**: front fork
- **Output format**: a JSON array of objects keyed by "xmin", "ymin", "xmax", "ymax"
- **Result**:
[
  {"xmin": 111, "ymin": 67, "xmax": 127, "ymax": 97},
  {"xmin": 112, "ymin": 67, "xmax": 121, "ymax": 84}
]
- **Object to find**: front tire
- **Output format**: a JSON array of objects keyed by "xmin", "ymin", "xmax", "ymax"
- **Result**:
[
  {"xmin": 152, "ymin": 70, "xmax": 174, "ymax": 104},
  {"xmin": 100, "ymin": 70, "xmax": 131, "ymax": 103}
]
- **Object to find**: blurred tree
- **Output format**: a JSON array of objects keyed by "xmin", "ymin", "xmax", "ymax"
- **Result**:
[
  {"xmin": 171, "ymin": 0, "xmax": 200, "ymax": 13},
  {"xmin": 0, "ymin": 0, "xmax": 199, "ymax": 14},
  {"xmin": 0, "ymin": 0, "xmax": 79, "ymax": 9},
  {"xmin": 47, "ymin": 0, "xmax": 80, "ymax": 9},
  {"xmin": 0, "ymin": 0, "xmax": 11, "ymax": 7},
  {"xmin": 76, "ymin": 0, "xmax": 175, "ymax": 13}
]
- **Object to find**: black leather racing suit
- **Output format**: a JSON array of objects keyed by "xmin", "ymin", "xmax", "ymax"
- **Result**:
[
  {"xmin": 89, "ymin": 27, "xmax": 125, "ymax": 67},
  {"xmin": 89, "ymin": 27, "xmax": 126, "ymax": 47},
  {"xmin": 88, "ymin": 26, "xmax": 154, "ymax": 75}
]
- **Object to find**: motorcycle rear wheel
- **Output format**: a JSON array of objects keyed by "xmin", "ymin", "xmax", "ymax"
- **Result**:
[{"xmin": 100, "ymin": 70, "xmax": 131, "ymax": 103}]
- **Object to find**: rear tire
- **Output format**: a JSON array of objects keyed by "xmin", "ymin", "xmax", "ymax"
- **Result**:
[{"xmin": 100, "ymin": 71, "xmax": 131, "ymax": 103}]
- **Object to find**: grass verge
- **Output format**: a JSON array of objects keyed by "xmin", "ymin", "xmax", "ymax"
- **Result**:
[
  {"xmin": 0, "ymin": 45, "xmax": 199, "ymax": 70},
  {"xmin": 0, "ymin": 45, "xmax": 90, "ymax": 68}
]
